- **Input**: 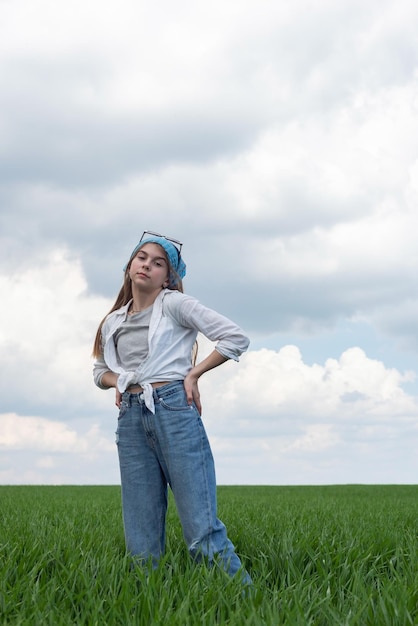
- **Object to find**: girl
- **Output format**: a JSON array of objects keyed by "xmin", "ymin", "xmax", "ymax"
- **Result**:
[{"xmin": 92, "ymin": 231, "xmax": 251, "ymax": 584}]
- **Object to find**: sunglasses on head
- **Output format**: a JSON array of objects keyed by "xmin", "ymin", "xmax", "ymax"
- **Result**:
[{"xmin": 139, "ymin": 230, "xmax": 183, "ymax": 254}]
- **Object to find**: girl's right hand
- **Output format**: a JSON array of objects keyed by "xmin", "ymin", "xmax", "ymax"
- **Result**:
[{"xmin": 115, "ymin": 389, "xmax": 122, "ymax": 408}]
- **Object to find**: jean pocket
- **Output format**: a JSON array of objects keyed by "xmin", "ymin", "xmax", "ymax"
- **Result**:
[
  {"xmin": 118, "ymin": 400, "xmax": 129, "ymax": 420},
  {"xmin": 159, "ymin": 387, "xmax": 195, "ymax": 412}
]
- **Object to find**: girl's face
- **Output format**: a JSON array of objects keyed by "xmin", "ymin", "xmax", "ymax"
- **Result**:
[{"xmin": 129, "ymin": 243, "xmax": 169, "ymax": 291}]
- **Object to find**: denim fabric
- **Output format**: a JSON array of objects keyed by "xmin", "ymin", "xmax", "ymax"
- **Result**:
[{"xmin": 116, "ymin": 381, "xmax": 251, "ymax": 583}]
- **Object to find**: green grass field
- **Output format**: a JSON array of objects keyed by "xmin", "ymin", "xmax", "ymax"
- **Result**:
[{"xmin": 0, "ymin": 485, "xmax": 416, "ymax": 625}]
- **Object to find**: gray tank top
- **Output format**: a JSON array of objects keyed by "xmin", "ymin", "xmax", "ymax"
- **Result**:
[{"xmin": 114, "ymin": 306, "xmax": 152, "ymax": 370}]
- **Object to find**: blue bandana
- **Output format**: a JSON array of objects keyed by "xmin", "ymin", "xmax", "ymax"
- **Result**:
[{"xmin": 125, "ymin": 236, "xmax": 186, "ymax": 287}]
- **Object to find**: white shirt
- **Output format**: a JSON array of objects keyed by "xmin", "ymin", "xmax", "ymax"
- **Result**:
[{"xmin": 93, "ymin": 289, "xmax": 249, "ymax": 413}]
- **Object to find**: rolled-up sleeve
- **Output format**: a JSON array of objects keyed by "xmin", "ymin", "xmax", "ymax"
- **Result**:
[
  {"xmin": 93, "ymin": 325, "xmax": 111, "ymax": 389},
  {"xmin": 169, "ymin": 294, "xmax": 250, "ymax": 361},
  {"xmin": 93, "ymin": 351, "xmax": 111, "ymax": 388}
]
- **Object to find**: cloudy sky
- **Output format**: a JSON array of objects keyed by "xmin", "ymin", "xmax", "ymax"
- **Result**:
[{"xmin": 1, "ymin": 0, "xmax": 417, "ymax": 485}]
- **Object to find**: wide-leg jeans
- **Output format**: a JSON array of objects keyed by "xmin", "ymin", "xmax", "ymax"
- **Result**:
[{"xmin": 116, "ymin": 381, "xmax": 250, "ymax": 583}]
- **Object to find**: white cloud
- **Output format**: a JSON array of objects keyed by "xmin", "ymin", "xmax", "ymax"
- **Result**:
[
  {"xmin": 0, "ymin": 412, "xmax": 118, "ymax": 484},
  {"xmin": 201, "ymin": 345, "xmax": 416, "ymax": 424},
  {"xmin": 198, "ymin": 344, "xmax": 418, "ymax": 484},
  {"xmin": 282, "ymin": 424, "xmax": 340, "ymax": 452},
  {"xmin": 0, "ymin": 413, "xmax": 113, "ymax": 453},
  {"xmin": 0, "ymin": 248, "xmax": 111, "ymax": 409}
]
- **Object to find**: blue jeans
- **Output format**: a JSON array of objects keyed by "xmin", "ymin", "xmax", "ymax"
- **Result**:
[{"xmin": 116, "ymin": 381, "xmax": 251, "ymax": 583}]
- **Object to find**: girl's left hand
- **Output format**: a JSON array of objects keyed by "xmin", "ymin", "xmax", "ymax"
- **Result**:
[{"xmin": 183, "ymin": 374, "xmax": 202, "ymax": 415}]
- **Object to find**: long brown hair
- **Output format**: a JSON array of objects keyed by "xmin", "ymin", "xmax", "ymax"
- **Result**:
[{"xmin": 92, "ymin": 243, "xmax": 183, "ymax": 358}]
